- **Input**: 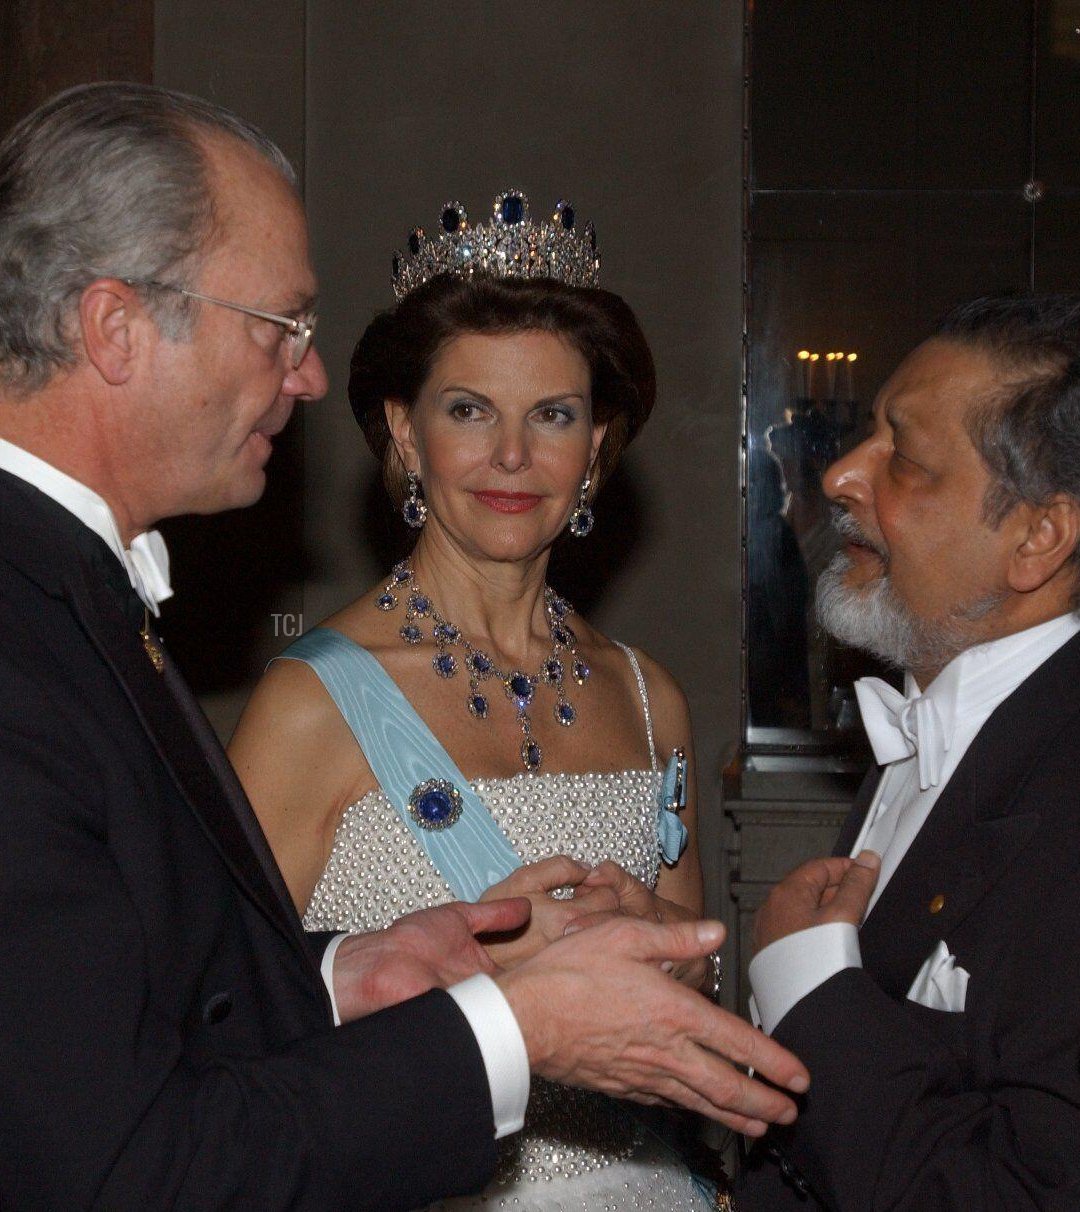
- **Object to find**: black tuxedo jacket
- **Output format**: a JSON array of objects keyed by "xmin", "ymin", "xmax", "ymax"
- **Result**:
[
  {"xmin": 0, "ymin": 471, "xmax": 495, "ymax": 1210},
  {"xmin": 736, "ymin": 628, "xmax": 1080, "ymax": 1210}
]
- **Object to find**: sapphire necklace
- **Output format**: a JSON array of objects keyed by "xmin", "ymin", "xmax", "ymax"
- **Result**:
[{"xmin": 376, "ymin": 561, "xmax": 590, "ymax": 772}]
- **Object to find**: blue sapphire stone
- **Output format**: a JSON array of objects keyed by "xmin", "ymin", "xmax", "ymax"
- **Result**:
[
  {"xmin": 549, "ymin": 596, "xmax": 570, "ymax": 619},
  {"xmin": 441, "ymin": 206, "xmax": 462, "ymax": 233},
  {"xmin": 553, "ymin": 626, "xmax": 573, "ymax": 647},
  {"xmin": 408, "ymin": 779, "xmax": 463, "ymax": 830},
  {"xmin": 500, "ymin": 194, "xmax": 525, "ymax": 225},
  {"xmin": 544, "ymin": 659, "xmax": 563, "ymax": 683},
  {"xmin": 573, "ymin": 659, "xmax": 590, "ymax": 684},
  {"xmin": 400, "ymin": 623, "xmax": 422, "ymax": 644},
  {"xmin": 508, "ymin": 673, "xmax": 534, "ymax": 705},
  {"xmin": 417, "ymin": 788, "xmax": 453, "ymax": 824},
  {"xmin": 522, "ymin": 740, "xmax": 542, "ymax": 770},
  {"xmin": 469, "ymin": 652, "xmax": 493, "ymax": 676},
  {"xmin": 409, "ymin": 594, "xmax": 431, "ymax": 616},
  {"xmin": 559, "ymin": 203, "xmax": 575, "ymax": 230},
  {"xmin": 434, "ymin": 622, "xmax": 459, "ymax": 643},
  {"xmin": 556, "ymin": 702, "xmax": 576, "ymax": 726},
  {"xmin": 376, "ymin": 592, "xmax": 397, "ymax": 611},
  {"xmin": 393, "ymin": 565, "xmax": 412, "ymax": 584},
  {"xmin": 569, "ymin": 509, "xmax": 594, "ymax": 537},
  {"xmin": 468, "ymin": 694, "xmax": 489, "ymax": 719},
  {"xmin": 403, "ymin": 501, "xmax": 424, "ymax": 525},
  {"xmin": 433, "ymin": 652, "xmax": 457, "ymax": 678},
  {"xmin": 419, "ymin": 789, "xmax": 451, "ymax": 821}
]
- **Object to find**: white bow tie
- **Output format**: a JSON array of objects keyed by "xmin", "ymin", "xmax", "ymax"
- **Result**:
[
  {"xmin": 854, "ymin": 676, "xmax": 950, "ymax": 791},
  {"xmin": 125, "ymin": 529, "xmax": 173, "ymax": 616}
]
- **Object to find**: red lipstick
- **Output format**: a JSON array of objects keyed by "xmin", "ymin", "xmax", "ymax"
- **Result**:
[{"xmin": 472, "ymin": 490, "xmax": 542, "ymax": 514}]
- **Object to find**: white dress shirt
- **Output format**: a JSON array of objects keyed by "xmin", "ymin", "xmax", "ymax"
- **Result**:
[
  {"xmin": 750, "ymin": 612, "xmax": 1080, "ymax": 1034},
  {"xmin": 0, "ymin": 440, "xmax": 529, "ymax": 1138}
]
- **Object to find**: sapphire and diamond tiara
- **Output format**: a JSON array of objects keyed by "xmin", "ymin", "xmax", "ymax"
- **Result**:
[{"xmin": 391, "ymin": 189, "xmax": 601, "ymax": 301}]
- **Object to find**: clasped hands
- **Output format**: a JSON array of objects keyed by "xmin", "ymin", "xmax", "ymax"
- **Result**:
[
  {"xmin": 334, "ymin": 855, "xmax": 811, "ymax": 1136},
  {"xmin": 478, "ymin": 855, "xmax": 697, "ymax": 974},
  {"xmin": 333, "ymin": 855, "xmax": 692, "ymax": 1014}
]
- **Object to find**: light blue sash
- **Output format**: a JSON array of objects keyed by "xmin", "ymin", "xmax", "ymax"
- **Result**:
[{"xmin": 275, "ymin": 627, "xmax": 522, "ymax": 902}]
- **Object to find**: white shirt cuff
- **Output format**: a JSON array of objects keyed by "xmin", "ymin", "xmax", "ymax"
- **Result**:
[
  {"xmin": 321, "ymin": 940, "xmax": 528, "ymax": 1139},
  {"xmin": 748, "ymin": 922, "xmax": 862, "ymax": 1035},
  {"xmin": 320, "ymin": 932, "xmax": 349, "ymax": 1027},
  {"xmin": 447, "ymin": 973, "xmax": 530, "ymax": 1139}
]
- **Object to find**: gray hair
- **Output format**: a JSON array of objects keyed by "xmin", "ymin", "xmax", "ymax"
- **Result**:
[
  {"xmin": 936, "ymin": 295, "xmax": 1080, "ymax": 543},
  {"xmin": 0, "ymin": 81, "xmax": 296, "ymax": 393}
]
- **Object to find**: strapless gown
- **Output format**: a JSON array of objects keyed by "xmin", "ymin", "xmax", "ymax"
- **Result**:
[{"xmin": 303, "ymin": 768, "xmax": 713, "ymax": 1211}]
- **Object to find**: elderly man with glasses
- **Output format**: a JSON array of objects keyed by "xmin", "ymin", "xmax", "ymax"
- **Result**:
[{"xmin": 0, "ymin": 82, "xmax": 807, "ymax": 1209}]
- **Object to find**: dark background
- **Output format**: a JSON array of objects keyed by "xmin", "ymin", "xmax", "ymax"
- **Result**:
[{"xmin": 5, "ymin": 2, "xmax": 1078, "ymax": 997}]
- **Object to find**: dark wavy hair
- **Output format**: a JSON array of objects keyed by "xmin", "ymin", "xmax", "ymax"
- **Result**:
[{"xmin": 349, "ymin": 273, "xmax": 656, "ymax": 506}]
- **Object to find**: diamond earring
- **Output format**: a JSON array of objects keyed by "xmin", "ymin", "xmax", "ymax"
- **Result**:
[
  {"xmin": 568, "ymin": 477, "xmax": 594, "ymax": 538},
  {"xmin": 402, "ymin": 470, "xmax": 428, "ymax": 528}
]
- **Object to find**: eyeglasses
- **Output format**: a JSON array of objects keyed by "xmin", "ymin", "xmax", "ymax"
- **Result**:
[{"xmin": 123, "ymin": 278, "xmax": 317, "ymax": 369}]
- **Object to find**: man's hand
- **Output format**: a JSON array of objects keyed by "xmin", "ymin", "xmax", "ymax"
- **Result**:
[
  {"xmin": 332, "ymin": 898, "xmax": 531, "ymax": 1021},
  {"xmin": 478, "ymin": 856, "xmax": 620, "ymax": 968},
  {"xmin": 496, "ymin": 916, "xmax": 810, "ymax": 1137},
  {"xmin": 752, "ymin": 850, "xmax": 881, "ymax": 954},
  {"xmin": 573, "ymin": 860, "xmax": 704, "ymax": 986}
]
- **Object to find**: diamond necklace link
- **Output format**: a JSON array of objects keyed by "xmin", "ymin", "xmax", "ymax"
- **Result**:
[{"xmin": 375, "ymin": 561, "xmax": 590, "ymax": 772}]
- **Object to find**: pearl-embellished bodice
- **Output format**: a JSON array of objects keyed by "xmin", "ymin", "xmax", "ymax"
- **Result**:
[
  {"xmin": 304, "ymin": 767, "xmax": 710, "ymax": 1210},
  {"xmin": 293, "ymin": 628, "xmax": 710, "ymax": 1210},
  {"xmin": 303, "ymin": 768, "xmax": 661, "ymax": 932}
]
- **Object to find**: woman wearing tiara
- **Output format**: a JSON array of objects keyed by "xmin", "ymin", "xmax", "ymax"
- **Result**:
[{"xmin": 230, "ymin": 192, "xmax": 717, "ymax": 1211}]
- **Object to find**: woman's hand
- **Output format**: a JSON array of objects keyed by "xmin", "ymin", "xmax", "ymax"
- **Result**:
[
  {"xmin": 573, "ymin": 861, "xmax": 707, "ymax": 988},
  {"xmin": 478, "ymin": 856, "xmax": 621, "ymax": 969}
]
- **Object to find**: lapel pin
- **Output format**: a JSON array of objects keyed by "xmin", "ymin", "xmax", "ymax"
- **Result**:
[
  {"xmin": 140, "ymin": 608, "xmax": 165, "ymax": 675},
  {"xmin": 929, "ymin": 893, "xmax": 946, "ymax": 914}
]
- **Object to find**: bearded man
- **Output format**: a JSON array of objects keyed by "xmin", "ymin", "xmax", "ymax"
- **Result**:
[{"xmin": 735, "ymin": 294, "xmax": 1080, "ymax": 1209}]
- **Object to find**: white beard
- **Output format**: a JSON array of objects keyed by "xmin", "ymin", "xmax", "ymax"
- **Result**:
[{"xmin": 815, "ymin": 520, "xmax": 1004, "ymax": 674}]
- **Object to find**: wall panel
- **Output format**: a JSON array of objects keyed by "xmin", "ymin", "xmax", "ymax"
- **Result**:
[{"xmin": 153, "ymin": 2, "xmax": 743, "ymax": 919}]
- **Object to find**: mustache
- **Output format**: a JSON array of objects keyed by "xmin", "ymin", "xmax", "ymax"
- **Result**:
[{"xmin": 829, "ymin": 506, "xmax": 888, "ymax": 562}]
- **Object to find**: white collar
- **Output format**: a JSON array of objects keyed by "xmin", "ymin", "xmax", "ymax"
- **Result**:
[
  {"xmin": 912, "ymin": 611, "xmax": 1080, "ymax": 735},
  {"xmin": 856, "ymin": 612, "xmax": 1079, "ymax": 790},
  {"xmin": 0, "ymin": 438, "xmax": 173, "ymax": 616}
]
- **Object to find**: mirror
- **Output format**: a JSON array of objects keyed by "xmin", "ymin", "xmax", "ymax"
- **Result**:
[{"xmin": 743, "ymin": 1, "xmax": 1078, "ymax": 752}]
